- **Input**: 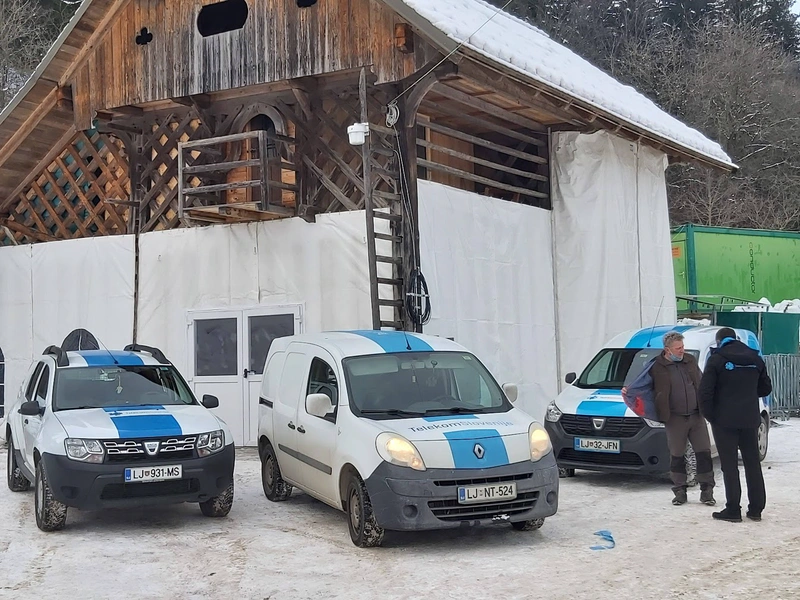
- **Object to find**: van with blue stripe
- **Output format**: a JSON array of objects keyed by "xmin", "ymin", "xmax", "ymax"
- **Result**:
[
  {"xmin": 5, "ymin": 343, "xmax": 236, "ymax": 532},
  {"xmin": 256, "ymin": 331, "xmax": 559, "ymax": 547},
  {"xmin": 544, "ymin": 325, "xmax": 770, "ymax": 478}
]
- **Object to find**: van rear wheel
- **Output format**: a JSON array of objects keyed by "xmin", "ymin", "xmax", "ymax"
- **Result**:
[
  {"xmin": 7, "ymin": 436, "xmax": 31, "ymax": 492},
  {"xmin": 261, "ymin": 443, "xmax": 292, "ymax": 502}
]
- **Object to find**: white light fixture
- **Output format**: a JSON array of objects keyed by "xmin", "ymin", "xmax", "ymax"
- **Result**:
[{"xmin": 347, "ymin": 122, "xmax": 370, "ymax": 146}]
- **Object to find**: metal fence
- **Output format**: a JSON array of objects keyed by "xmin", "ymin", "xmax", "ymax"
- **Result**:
[{"xmin": 764, "ymin": 354, "xmax": 800, "ymax": 420}]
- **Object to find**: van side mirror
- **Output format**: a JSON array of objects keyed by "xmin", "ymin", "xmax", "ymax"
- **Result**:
[
  {"xmin": 306, "ymin": 393, "xmax": 334, "ymax": 418},
  {"xmin": 565, "ymin": 372, "xmax": 577, "ymax": 385},
  {"xmin": 202, "ymin": 394, "xmax": 220, "ymax": 409},
  {"xmin": 501, "ymin": 383, "xmax": 518, "ymax": 403},
  {"xmin": 19, "ymin": 401, "xmax": 42, "ymax": 417}
]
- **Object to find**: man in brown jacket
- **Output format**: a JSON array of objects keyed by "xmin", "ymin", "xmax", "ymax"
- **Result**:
[{"xmin": 651, "ymin": 331, "xmax": 715, "ymax": 506}]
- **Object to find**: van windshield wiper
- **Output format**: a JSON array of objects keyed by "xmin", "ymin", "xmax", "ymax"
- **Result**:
[
  {"xmin": 359, "ymin": 409, "xmax": 426, "ymax": 417},
  {"xmin": 423, "ymin": 406, "xmax": 486, "ymax": 415},
  {"xmin": 55, "ymin": 405, "xmax": 102, "ymax": 411}
]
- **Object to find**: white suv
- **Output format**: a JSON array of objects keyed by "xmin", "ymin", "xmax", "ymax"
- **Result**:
[{"xmin": 5, "ymin": 343, "xmax": 236, "ymax": 531}]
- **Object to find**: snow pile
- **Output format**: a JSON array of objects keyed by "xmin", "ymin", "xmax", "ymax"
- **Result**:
[
  {"xmin": 732, "ymin": 298, "xmax": 800, "ymax": 313},
  {"xmin": 400, "ymin": 0, "xmax": 734, "ymax": 167},
  {"xmin": 678, "ymin": 317, "xmax": 711, "ymax": 326}
]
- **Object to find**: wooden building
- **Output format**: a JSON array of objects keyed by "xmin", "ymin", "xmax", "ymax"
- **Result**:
[{"xmin": 0, "ymin": 0, "xmax": 734, "ymax": 440}]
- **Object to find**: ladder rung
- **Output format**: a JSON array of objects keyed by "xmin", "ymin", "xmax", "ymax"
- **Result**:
[
  {"xmin": 380, "ymin": 321, "xmax": 403, "ymax": 329},
  {"xmin": 376, "ymin": 255, "xmax": 402, "ymax": 265},
  {"xmin": 378, "ymin": 299, "xmax": 404, "ymax": 307},
  {"xmin": 373, "ymin": 190, "xmax": 401, "ymax": 202},
  {"xmin": 377, "ymin": 277, "xmax": 402, "ymax": 286},
  {"xmin": 375, "ymin": 232, "xmax": 402, "ymax": 242},
  {"xmin": 374, "ymin": 212, "xmax": 401, "ymax": 222}
]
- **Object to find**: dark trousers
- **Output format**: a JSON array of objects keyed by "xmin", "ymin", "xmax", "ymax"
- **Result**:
[
  {"xmin": 666, "ymin": 413, "xmax": 714, "ymax": 489},
  {"xmin": 712, "ymin": 425, "xmax": 766, "ymax": 514}
]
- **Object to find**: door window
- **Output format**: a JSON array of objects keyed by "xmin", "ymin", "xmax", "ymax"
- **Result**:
[
  {"xmin": 35, "ymin": 365, "xmax": 50, "ymax": 407},
  {"xmin": 25, "ymin": 363, "xmax": 44, "ymax": 402},
  {"xmin": 195, "ymin": 318, "xmax": 238, "ymax": 376},
  {"xmin": 248, "ymin": 314, "xmax": 295, "ymax": 375},
  {"xmin": 306, "ymin": 358, "xmax": 338, "ymax": 423}
]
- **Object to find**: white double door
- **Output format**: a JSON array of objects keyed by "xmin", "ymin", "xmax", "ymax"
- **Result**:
[{"xmin": 187, "ymin": 305, "xmax": 302, "ymax": 446}]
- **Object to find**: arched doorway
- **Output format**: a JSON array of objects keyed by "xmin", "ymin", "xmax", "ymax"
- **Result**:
[{"xmin": 225, "ymin": 104, "xmax": 294, "ymax": 208}]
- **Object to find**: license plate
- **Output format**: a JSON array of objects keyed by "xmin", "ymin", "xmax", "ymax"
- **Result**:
[
  {"xmin": 124, "ymin": 465, "xmax": 182, "ymax": 483},
  {"xmin": 574, "ymin": 437, "xmax": 620, "ymax": 453},
  {"xmin": 458, "ymin": 482, "xmax": 517, "ymax": 505}
]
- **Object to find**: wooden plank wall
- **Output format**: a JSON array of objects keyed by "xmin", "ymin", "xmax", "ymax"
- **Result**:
[{"xmin": 70, "ymin": 0, "xmax": 417, "ymax": 124}]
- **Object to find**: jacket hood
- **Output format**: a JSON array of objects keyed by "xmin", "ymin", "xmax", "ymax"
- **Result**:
[{"xmin": 713, "ymin": 340, "xmax": 760, "ymax": 367}]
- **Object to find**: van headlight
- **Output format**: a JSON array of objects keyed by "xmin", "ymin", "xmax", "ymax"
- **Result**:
[
  {"xmin": 545, "ymin": 401, "xmax": 562, "ymax": 423},
  {"xmin": 376, "ymin": 433, "xmax": 426, "ymax": 471},
  {"xmin": 197, "ymin": 430, "xmax": 225, "ymax": 456},
  {"xmin": 65, "ymin": 438, "xmax": 104, "ymax": 463},
  {"xmin": 529, "ymin": 423, "xmax": 552, "ymax": 461}
]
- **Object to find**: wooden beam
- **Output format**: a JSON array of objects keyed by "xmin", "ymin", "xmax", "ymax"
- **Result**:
[
  {"xmin": 400, "ymin": 60, "xmax": 459, "ymax": 127},
  {"xmin": 1, "ymin": 218, "xmax": 57, "ymax": 243},
  {"xmin": 0, "ymin": 87, "xmax": 61, "ymax": 170},
  {"xmin": 417, "ymin": 139, "xmax": 547, "ymax": 182},
  {"xmin": 418, "ymin": 159, "xmax": 548, "ymax": 199},
  {"xmin": 303, "ymin": 156, "xmax": 359, "ymax": 211}
]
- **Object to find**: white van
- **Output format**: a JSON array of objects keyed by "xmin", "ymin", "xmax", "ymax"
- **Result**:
[
  {"xmin": 256, "ymin": 331, "xmax": 559, "ymax": 547},
  {"xmin": 544, "ymin": 326, "xmax": 770, "ymax": 477}
]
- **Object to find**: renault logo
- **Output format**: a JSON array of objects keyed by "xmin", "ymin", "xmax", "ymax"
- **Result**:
[
  {"xmin": 592, "ymin": 418, "xmax": 606, "ymax": 431},
  {"xmin": 473, "ymin": 443, "xmax": 485, "ymax": 459},
  {"xmin": 144, "ymin": 441, "xmax": 160, "ymax": 456}
]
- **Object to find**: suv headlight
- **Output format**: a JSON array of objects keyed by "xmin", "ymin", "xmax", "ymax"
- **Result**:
[
  {"xmin": 376, "ymin": 433, "xmax": 426, "ymax": 471},
  {"xmin": 65, "ymin": 438, "xmax": 104, "ymax": 463},
  {"xmin": 197, "ymin": 430, "xmax": 225, "ymax": 457},
  {"xmin": 529, "ymin": 423, "xmax": 552, "ymax": 461},
  {"xmin": 643, "ymin": 418, "xmax": 665, "ymax": 429},
  {"xmin": 545, "ymin": 401, "xmax": 562, "ymax": 423}
]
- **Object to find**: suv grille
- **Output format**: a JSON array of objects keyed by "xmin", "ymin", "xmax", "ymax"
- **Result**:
[
  {"xmin": 560, "ymin": 415, "xmax": 644, "ymax": 438},
  {"xmin": 429, "ymin": 492, "xmax": 539, "ymax": 522},
  {"xmin": 103, "ymin": 436, "xmax": 197, "ymax": 463},
  {"xmin": 100, "ymin": 479, "xmax": 200, "ymax": 500},
  {"xmin": 558, "ymin": 448, "xmax": 644, "ymax": 466}
]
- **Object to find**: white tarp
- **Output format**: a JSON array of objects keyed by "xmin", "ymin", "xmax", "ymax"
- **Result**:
[
  {"xmin": 137, "ymin": 212, "xmax": 372, "ymax": 376},
  {"xmin": 419, "ymin": 180, "xmax": 558, "ymax": 421},
  {"xmin": 0, "ymin": 237, "xmax": 135, "ymax": 410},
  {"xmin": 551, "ymin": 131, "xmax": 676, "ymax": 382}
]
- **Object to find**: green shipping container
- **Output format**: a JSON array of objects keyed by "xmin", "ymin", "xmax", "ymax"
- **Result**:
[{"xmin": 672, "ymin": 224, "xmax": 800, "ymax": 306}]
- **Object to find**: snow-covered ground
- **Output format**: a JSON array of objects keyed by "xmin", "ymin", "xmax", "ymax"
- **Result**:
[{"xmin": 2, "ymin": 422, "xmax": 800, "ymax": 600}]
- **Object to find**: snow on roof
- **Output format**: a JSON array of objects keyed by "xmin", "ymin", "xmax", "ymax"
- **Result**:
[{"xmin": 398, "ymin": 0, "xmax": 735, "ymax": 168}]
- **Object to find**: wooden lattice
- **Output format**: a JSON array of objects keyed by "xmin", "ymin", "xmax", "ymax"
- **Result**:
[
  {"xmin": 140, "ymin": 112, "xmax": 210, "ymax": 232},
  {"xmin": 0, "ymin": 130, "xmax": 130, "ymax": 246}
]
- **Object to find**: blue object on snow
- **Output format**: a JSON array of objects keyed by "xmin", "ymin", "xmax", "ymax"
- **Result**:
[{"xmin": 590, "ymin": 530, "xmax": 615, "ymax": 550}]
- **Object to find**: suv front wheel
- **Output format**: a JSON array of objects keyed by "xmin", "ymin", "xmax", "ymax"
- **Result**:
[
  {"xmin": 35, "ymin": 461, "xmax": 67, "ymax": 532},
  {"xmin": 199, "ymin": 481, "xmax": 234, "ymax": 517}
]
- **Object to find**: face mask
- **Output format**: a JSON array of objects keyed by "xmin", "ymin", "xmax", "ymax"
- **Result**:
[{"xmin": 668, "ymin": 353, "xmax": 682, "ymax": 362}]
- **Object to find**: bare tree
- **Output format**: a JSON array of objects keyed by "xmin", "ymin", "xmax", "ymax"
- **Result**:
[{"xmin": 0, "ymin": 0, "xmax": 69, "ymax": 109}]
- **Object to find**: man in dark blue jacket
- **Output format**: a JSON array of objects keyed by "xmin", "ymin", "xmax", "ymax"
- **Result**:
[{"xmin": 699, "ymin": 328, "xmax": 772, "ymax": 522}]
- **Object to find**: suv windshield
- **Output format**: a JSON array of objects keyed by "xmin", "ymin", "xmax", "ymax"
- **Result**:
[
  {"xmin": 576, "ymin": 348, "xmax": 701, "ymax": 390},
  {"xmin": 53, "ymin": 365, "xmax": 196, "ymax": 411},
  {"xmin": 342, "ymin": 351, "xmax": 511, "ymax": 420}
]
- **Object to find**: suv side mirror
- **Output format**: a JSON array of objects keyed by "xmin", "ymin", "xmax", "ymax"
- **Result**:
[
  {"xmin": 501, "ymin": 383, "xmax": 518, "ymax": 403},
  {"xmin": 202, "ymin": 394, "xmax": 220, "ymax": 409},
  {"xmin": 565, "ymin": 372, "xmax": 577, "ymax": 385},
  {"xmin": 306, "ymin": 393, "xmax": 334, "ymax": 418},
  {"xmin": 19, "ymin": 401, "xmax": 42, "ymax": 417}
]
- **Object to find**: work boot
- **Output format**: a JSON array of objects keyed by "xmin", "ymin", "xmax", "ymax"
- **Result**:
[
  {"xmin": 700, "ymin": 485, "xmax": 716, "ymax": 506},
  {"xmin": 672, "ymin": 487, "xmax": 688, "ymax": 505},
  {"xmin": 712, "ymin": 508, "xmax": 742, "ymax": 522},
  {"xmin": 746, "ymin": 511, "xmax": 762, "ymax": 522}
]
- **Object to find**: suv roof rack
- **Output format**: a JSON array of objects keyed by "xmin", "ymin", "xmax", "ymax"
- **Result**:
[
  {"xmin": 43, "ymin": 345, "xmax": 70, "ymax": 367},
  {"xmin": 123, "ymin": 344, "xmax": 170, "ymax": 365}
]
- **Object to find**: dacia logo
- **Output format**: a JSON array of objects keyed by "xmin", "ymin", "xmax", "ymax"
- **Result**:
[
  {"xmin": 592, "ymin": 418, "xmax": 606, "ymax": 430},
  {"xmin": 144, "ymin": 441, "xmax": 160, "ymax": 456},
  {"xmin": 473, "ymin": 443, "xmax": 485, "ymax": 459}
]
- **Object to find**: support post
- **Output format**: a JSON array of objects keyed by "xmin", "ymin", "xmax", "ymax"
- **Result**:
[{"xmin": 360, "ymin": 68, "xmax": 381, "ymax": 331}]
